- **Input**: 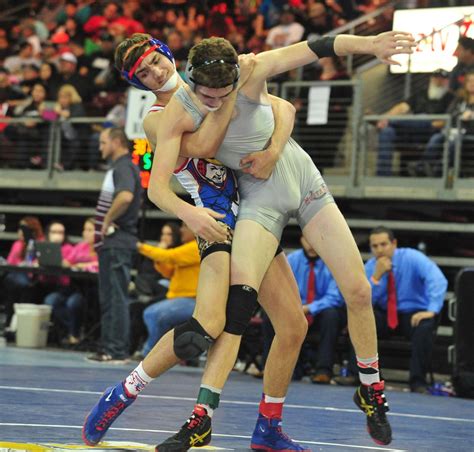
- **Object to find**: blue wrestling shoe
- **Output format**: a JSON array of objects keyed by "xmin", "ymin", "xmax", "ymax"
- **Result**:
[
  {"xmin": 251, "ymin": 415, "xmax": 311, "ymax": 451},
  {"xmin": 82, "ymin": 382, "xmax": 136, "ymax": 446}
]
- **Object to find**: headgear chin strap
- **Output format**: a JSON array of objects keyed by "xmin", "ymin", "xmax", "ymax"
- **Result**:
[
  {"xmin": 185, "ymin": 59, "xmax": 240, "ymax": 92},
  {"xmin": 121, "ymin": 37, "xmax": 175, "ymax": 91}
]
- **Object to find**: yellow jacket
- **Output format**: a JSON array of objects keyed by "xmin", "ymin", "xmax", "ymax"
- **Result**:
[{"xmin": 137, "ymin": 240, "xmax": 200, "ymax": 299}]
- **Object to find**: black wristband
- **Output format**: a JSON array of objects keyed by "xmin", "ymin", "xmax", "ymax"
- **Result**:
[{"xmin": 307, "ymin": 36, "xmax": 337, "ymax": 58}]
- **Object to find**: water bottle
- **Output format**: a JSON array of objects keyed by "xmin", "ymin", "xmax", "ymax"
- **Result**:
[
  {"xmin": 340, "ymin": 359, "xmax": 349, "ymax": 377},
  {"xmin": 25, "ymin": 239, "xmax": 36, "ymax": 265}
]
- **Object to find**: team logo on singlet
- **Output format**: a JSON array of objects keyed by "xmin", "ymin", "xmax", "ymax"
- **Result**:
[
  {"xmin": 303, "ymin": 183, "xmax": 330, "ymax": 206},
  {"xmin": 175, "ymin": 158, "xmax": 239, "ymax": 230}
]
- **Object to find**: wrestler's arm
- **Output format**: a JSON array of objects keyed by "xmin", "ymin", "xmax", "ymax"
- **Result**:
[
  {"xmin": 147, "ymin": 99, "xmax": 227, "ymax": 242},
  {"xmin": 180, "ymin": 89, "xmax": 238, "ymax": 158},
  {"xmin": 250, "ymin": 32, "xmax": 415, "ymax": 82},
  {"xmin": 240, "ymin": 94, "xmax": 295, "ymax": 179},
  {"xmin": 143, "ymin": 93, "xmax": 236, "ymax": 159}
]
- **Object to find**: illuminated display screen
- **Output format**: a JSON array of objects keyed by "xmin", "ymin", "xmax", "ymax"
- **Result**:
[
  {"xmin": 391, "ymin": 6, "xmax": 474, "ymax": 73},
  {"xmin": 132, "ymin": 138, "xmax": 154, "ymax": 189}
]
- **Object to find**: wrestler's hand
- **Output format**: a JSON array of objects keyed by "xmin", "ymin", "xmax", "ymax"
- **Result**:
[
  {"xmin": 237, "ymin": 53, "xmax": 256, "ymax": 89},
  {"xmin": 372, "ymin": 31, "xmax": 416, "ymax": 65},
  {"xmin": 240, "ymin": 146, "xmax": 278, "ymax": 179},
  {"xmin": 183, "ymin": 207, "xmax": 227, "ymax": 242}
]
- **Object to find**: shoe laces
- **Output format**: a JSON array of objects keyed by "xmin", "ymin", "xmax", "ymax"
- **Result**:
[
  {"xmin": 186, "ymin": 406, "xmax": 207, "ymax": 430},
  {"xmin": 369, "ymin": 382, "xmax": 389, "ymax": 413},
  {"xmin": 270, "ymin": 418, "xmax": 293, "ymax": 444}
]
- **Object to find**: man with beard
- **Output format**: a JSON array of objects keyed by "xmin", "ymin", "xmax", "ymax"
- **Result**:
[{"xmin": 375, "ymin": 68, "xmax": 454, "ymax": 176}]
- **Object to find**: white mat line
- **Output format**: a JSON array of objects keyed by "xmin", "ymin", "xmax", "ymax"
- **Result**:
[
  {"xmin": 1, "ymin": 385, "xmax": 472, "ymax": 424},
  {"xmin": 0, "ymin": 423, "xmax": 407, "ymax": 451}
]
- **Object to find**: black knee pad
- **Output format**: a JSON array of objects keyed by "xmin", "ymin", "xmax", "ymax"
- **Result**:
[
  {"xmin": 224, "ymin": 284, "xmax": 258, "ymax": 335},
  {"xmin": 173, "ymin": 317, "xmax": 214, "ymax": 360}
]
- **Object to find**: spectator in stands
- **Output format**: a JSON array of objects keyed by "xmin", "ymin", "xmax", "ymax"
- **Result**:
[
  {"xmin": 254, "ymin": 0, "xmax": 292, "ymax": 38},
  {"xmin": 19, "ymin": 63, "xmax": 41, "ymax": 96},
  {"xmin": 5, "ymin": 82, "xmax": 50, "ymax": 168},
  {"xmin": 0, "ymin": 28, "xmax": 9, "ymax": 63},
  {"xmin": 130, "ymin": 222, "xmax": 182, "ymax": 356},
  {"xmin": 2, "ymin": 216, "xmax": 44, "ymax": 326},
  {"xmin": 20, "ymin": 21, "xmax": 42, "ymax": 57},
  {"xmin": 450, "ymin": 36, "xmax": 474, "ymax": 93},
  {"xmin": 375, "ymin": 69, "xmax": 454, "ymax": 176},
  {"xmin": 409, "ymin": 71, "xmax": 474, "ymax": 177},
  {"xmin": 87, "ymin": 127, "xmax": 142, "ymax": 363},
  {"xmin": 39, "ymin": 62, "xmax": 60, "ymax": 98},
  {"xmin": 3, "ymin": 42, "xmax": 41, "ymax": 76},
  {"xmin": 261, "ymin": 236, "xmax": 345, "ymax": 384},
  {"xmin": 37, "ymin": 0, "xmax": 65, "ymax": 32},
  {"xmin": 166, "ymin": 30, "xmax": 189, "ymax": 70},
  {"xmin": 139, "ymin": 222, "xmax": 200, "ymax": 357},
  {"xmin": 303, "ymin": 2, "xmax": 333, "ymax": 40},
  {"xmin": 54, "ymin": 84, "xmax": 87, "ymax": 170},
  {"xmin": 335, "ymin": 226, "xmax": 447, "ymax": 394},
  {"xmin": 265, "ymin": 5, "xmax": 304, "ymax": 50},
  {"xmin": 0, "ymin": 67, "xmax": 25, "ymax": 112},
  {"xmin": 44, "ymin": 218, "xmax": 98, "ymax": 346},
  {"xmin": 50, "ymin": 52, "xmax": 91, "ymax": 102}
]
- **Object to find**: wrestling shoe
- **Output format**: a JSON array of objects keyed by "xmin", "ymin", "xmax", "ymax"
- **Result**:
[
  {"xmin": 250, "ymin": 414, "xmax": 311, "ymax": 451},
  {"xmin": 155, "ymin": 405, "xmax": 211, "ymax": 451},
  {"xmin": 82, "ymin": 382, "xmax": 136, "ymax": 446},
  {"xmin": 353, "ymin": 380, "xmax": 392, "ymax": 445}
]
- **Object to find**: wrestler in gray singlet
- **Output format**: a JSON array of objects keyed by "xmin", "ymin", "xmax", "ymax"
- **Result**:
[{"xmin": 175, "ymin": 87, "xmax": 334, "ymax": 240}]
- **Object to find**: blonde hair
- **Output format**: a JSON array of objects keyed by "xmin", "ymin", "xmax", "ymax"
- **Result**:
[{"xmin": 58, "ymin": 84, "xmax": 82, "ymax": 104}]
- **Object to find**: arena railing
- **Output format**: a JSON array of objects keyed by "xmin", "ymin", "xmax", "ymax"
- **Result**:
[
  {"xmin": 1, "ymin": 104, "xmax": 472, "ymax": 201},
  {"xmin": 359, "ymin": 113, "xmax": 474, "ymax": 201},
  {"xmin": 280, "ymin": 79, "xmax": 362, "ymax": 198}
]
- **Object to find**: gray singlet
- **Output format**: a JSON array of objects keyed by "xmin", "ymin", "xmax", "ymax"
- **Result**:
[{"xmin": 175, "ymin": 86, "xmax": 334, "ymax": 240}]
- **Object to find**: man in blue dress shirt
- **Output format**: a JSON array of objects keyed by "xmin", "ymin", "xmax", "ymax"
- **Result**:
[
  {"xmin": 261, "ymin": 235, "xmax": 345, "ymax": 383},
  {"xmin": 335, "ymin": 226, "xmax": 447, "ymax": 393}
]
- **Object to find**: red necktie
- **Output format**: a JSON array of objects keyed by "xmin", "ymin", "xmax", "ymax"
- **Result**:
[
  {"xmin": 305, "ymin": 261, "xmax": 316, "ymax": 326},
  {"xmin": 387, "ymin": 270, "xmax": 398, "ymax": 329},
  {"xmin": 307, "ymin": 260, "xmax": 316, "ymax": 304}
]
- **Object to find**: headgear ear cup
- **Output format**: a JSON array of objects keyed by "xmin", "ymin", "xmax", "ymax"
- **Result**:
[{"xmin": 121, "ymin": 38, "xmax": 175, "ymax": 91}]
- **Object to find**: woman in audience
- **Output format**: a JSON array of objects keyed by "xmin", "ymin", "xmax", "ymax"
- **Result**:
[
  {"xmin": 44, "ymin": 218, "xmax": 98, "ymax": 345},
  {"xmin": 3, "ymin": 216, "xmax": 44, "ymax": 326},
  {"xmin": 54, "ymin": 84, "xmax": 87, "ymax": 170},
  {"xmin": 130, "ymin": 222, "xmax": 181, "ymax": 357},
  {"xmin": 4, "ymin": 82, "xmax": 50, "ymax": 168}
]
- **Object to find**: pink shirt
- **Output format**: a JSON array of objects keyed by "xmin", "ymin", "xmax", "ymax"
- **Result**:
[
  {"xmin": 66, "ymin": 241, "xmax": 98, "ymax": 273},
  {"xmin": 7, "ymin": 240, "xmax": 25, "ymax": 265}
]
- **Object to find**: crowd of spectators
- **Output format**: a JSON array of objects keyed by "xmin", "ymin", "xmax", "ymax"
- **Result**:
[{"xmin": 0, "ymin": 0, "xmax": 390, "ymax": 168}]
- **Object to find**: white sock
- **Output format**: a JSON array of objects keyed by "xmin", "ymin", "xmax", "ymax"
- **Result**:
[
  {"xmin": 123, "ymin": 362, "xmax": 154, "ymax": 396},
  {"xmin": 357, "ymin": 355, "xmax": 380, "ymax": 385},
  {"xmin": 264, "ymin": 395, "xmax": 286, "ymax": 403}
]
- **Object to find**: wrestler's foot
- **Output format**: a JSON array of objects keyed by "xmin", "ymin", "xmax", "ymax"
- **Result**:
[
  {"xmin": 155, "ymin": 405, "xmax": 212, "ymax": 451},
  {"xmin": 250, "ymin": 414, "xmax": 311, "ymax": 451},
  {"xmin": 82, "ymin": 382, "xmax": 136, "ymax": 445},
  {"xmin": 353, "ymin": 380, "xmax": 392, "ymax": 445}
]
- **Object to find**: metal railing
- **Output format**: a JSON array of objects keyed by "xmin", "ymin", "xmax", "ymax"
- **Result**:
[{"xmin": 1, "ymin": 83, "xmax": 473, "ymax": 199}]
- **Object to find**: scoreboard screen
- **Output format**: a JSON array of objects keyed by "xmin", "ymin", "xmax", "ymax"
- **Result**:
[{"xmin": 132, "ymin": 138, "xmax": 154, "ymax": 189}]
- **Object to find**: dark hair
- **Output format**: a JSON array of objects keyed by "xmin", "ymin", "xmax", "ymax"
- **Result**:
[
  {"xmin": 19, "ymin": 216, "xmax": 43, "ymax": 240},
  {"xmin": 459, "ymin": 36, "xmax": 474, "ymax": 53},
  {"xmin": 163, "ymin": 222, "xmax": 182, "ymax": 248},
  {"xmin": 105, "ymin": 127, "xmax": 130, "ymax": 148},
  {"xmin": 188, "ymin": 37, "xmax": 239, "ymax": 89},
  {"xmin": 114, "ymin": 32, "xmax": 152, "ymax": 71},
  {"xmin": 369, "ymin": 226, "xmax": 395, "ymax": 241}
]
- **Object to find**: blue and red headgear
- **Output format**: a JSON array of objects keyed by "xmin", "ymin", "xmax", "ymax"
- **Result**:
[{"xmin": 121, "ymin": 38, "xmax": 175, "ymax": 91}]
